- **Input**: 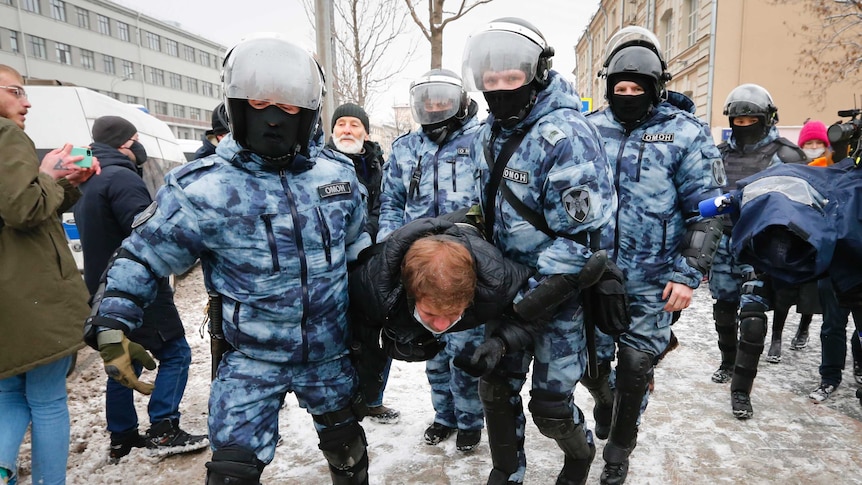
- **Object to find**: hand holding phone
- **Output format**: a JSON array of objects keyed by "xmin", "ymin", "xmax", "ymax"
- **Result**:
[{"xmin": 70, "ymin": 147, "xmax": 94, "ymax": 168}]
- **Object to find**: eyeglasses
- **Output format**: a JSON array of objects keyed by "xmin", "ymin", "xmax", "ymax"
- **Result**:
[{"xmin": 0, "ymin": 85, "xmax": 27, "ymax": 99}]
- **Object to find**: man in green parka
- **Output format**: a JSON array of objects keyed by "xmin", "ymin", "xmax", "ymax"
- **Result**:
[{"xmin": 0, "ymin": 64, "xmax": 100, "ymax": 484}]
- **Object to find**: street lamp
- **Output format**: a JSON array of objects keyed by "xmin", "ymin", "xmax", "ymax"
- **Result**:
[{"xmin": 110, "ymin": 72, "xmax": 135, "ymax": 92}]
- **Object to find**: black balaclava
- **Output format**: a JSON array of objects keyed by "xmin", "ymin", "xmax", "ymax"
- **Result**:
[
  {"xmin": 731, "ymin": 119, "xmax": 767, "ymax": 147},
  {"xmin": 484, "ymin": 84, "xmax": 536, "ymax": 129},
  {"xmin": 608, "ymin": 74, "xmax": 655, "ymax": 127},
  {"xmin": 422, "ymin": 119, "xmax": 458, "ymax": 144},
  {"xmin": 243, "ymin": 103, "xmax": 301, "ymax": 164},
  {"xmin": 129, "ymin": 140, "xmax": 148, "ymax": 166}
]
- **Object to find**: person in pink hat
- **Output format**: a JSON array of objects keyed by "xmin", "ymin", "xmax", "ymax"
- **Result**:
[{"xmin": 798, "ymin": 120, "xmax": 833, "ymax": 166}]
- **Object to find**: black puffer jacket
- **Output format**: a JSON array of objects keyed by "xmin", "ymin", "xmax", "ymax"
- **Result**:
[
  {"xmin": 73, "ymin": 142, "xmax": 183, "ymax": 350},
  {"xmin": 349, "ymin": 216, "xmax": 535, "ymax": 361},
  {"xmin": 326, "ymin": 139, "xmax": 384, "ymax": 240}
]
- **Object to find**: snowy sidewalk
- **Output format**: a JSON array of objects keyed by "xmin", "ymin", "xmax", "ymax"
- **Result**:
[{"xmin": 51, "ymin": 268, "xmax": 862, "ymax": 484}]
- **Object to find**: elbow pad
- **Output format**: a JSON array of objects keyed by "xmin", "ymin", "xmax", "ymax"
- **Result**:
[
  {"xmin": 681, "ymin": 218, "xmax": 723, "ymax": 275},
  {"xmin": 513, "ymin": 250, "xmax": 609, "ymax": 322}
]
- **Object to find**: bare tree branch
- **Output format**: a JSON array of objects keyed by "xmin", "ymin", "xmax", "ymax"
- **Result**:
[{"xmin": 403, "ymin": 0, "xmax": 497, "ymax": 68}]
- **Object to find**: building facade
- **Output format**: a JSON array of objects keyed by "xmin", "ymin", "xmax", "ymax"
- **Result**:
[
  {"xmin": 0, "ymin": 0, "xmax": 225, "ymax": 141},
  {"xmin": 575, "ymin": 0, "xmax": 861, "ymax": 143}
]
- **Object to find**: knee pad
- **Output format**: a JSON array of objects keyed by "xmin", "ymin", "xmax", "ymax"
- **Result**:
[
  {"xmin": 205, "ymin": 447, "xmax": 264, "ymax": 485},
  {"xmin": 713, "ymin": 300, "xmax": 738, "ymax": 327},
  {"xmin": 479, "ymin": 375, "xmax": 513, "ymax": 407},
  {"xmin": 617, "ymin": 346, "xmax": 653, "ymax": 383},
  {"xmin": 528, "ymin": 389, "xmax": 576, "ymax": 438},
  {"xmin": 317, "ymin": 421, "xmax": 368, "ymax": 474},
  {"xmin": 738, "ymin": 310, "xmax": 767, "ymax": 344},
  {"xmin": 579, "ymin": 361, "xmax": 613, "ymax": 408}
]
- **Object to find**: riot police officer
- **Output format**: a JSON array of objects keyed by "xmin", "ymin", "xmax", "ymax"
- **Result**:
[
  {"xmin": 84, "ymin": 33, "xmax": 372, "ymax": 484},
  {"xmin": 377, "ymin": 68, "xmax": 487, "ymax": 451},
  {"xmin": 461, "ymin": 17, "xmax": 617, "ymax": 485},
  {"xmin": 585, "ymin": 26, "xmax": 724, "ymax": 484}
]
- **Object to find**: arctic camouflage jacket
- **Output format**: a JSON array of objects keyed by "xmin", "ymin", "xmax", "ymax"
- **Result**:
[{"xmin": 89, "ymin": 133, "xmax": 371, "ymax": 364}]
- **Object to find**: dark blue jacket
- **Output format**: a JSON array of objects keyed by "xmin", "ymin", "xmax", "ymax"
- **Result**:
[
  {"xmin": 731, "ymin": 158, "xmax": 862, "ymax": 295},
  {"xmin": 74, "ymin": 142, "xmax": 183, "ymax": 350}
]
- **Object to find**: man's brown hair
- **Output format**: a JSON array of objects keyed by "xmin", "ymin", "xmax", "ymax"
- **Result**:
[{"xmin": 402, "ymin": 235, "xmax": 476, "ymax": 314}]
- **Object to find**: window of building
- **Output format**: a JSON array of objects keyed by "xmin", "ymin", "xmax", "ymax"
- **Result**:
[
  {"xmin": 187, "ymin": 77, "xmax": 198, "ymax": 94},
  {"xmin": 76, "ymin": 7, "xmax": 89, "ymax": 29},
  {"xmin": 122, "ymin": 59, "xmax": 134, "ymax": 78},
  {"xmin": 660, "ymin": 10, "xmax": 673, "ymax": 58},
  {"xmin": 50, "ymin": 0, "xmax": 66, "ymax": 21},
  {"xmin": 687, "ymin": 0, "xmax": 699, "ymax": 47},
  {"xmin": 103, "ymin": 54, "xmax": 115, "ymax": 75},
  {"xmin": 201, "ymin": 82, "xmax": 214, "ymax": 98},
  {"xmin": 189, "ymin": 107, "xmax": 201, "ymax": 121},
  {"xmin": 149, "ymin": 67, "xmax": 165, "ymax": 86},
  {"xmin": 199, "ymin": 51, "xmax": 211, "ymax": 67},
  {"xmin": 165, "ymin": 38, "xmax": 178, "ymax": 57},
  {"xmin": 97, "ymin": 14, "xmax": 110, "ymax": 35},
  {"xmin": 81, "ymin": 49, "xmax": 95, "ymax": 70},
  {"xmin": 23, "ymin": 0, "xmax": 40, "ymax": 13},
  {"xmin": 56, "ymin": 42, "xmax": 72, "ymax": 65},
  {"xmin": 145, "ymin": 31, "xmax": 160, "ymax": 51},
  {"xmin": 126, "ymin": 95, "xmax": 137, "ymax": 104},
  {"xmin": 117, "ymin": 21, "xmax": 129, "ymax": 42},
  {"xmin": 10, "ymin": 32, "xmax": 19, "ymax": 54},
  {"xmin": 29, "ymin": 36, "xmax": 47, "ymax": 60},
  {"xmin": 172, "ymin": 104, "xmax": 185, "ymax": 118},
  {"xmin": 183, "ymin": 45, "xmax": 195, "ymax": 62},
  {"xmin": 169, "ymin": 72, "xmax": 182, "ymax": 89},
  {"xmin": 152, "ymin": 100, "xmax": 168, "ymax": 115},
  {"xmin": 107, "ymin": 92, "xmax": 120, "ymax": 100}
]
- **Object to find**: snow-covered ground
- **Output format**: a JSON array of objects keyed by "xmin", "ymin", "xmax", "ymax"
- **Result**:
[{"xmin": 11, "ymin": 265, "xmax": 862, "ymax": 484}]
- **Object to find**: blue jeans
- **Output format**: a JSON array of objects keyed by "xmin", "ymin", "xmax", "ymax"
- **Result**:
[
  {"xmin": 106, "ymin": 336, "xmax": 192, "ymax": 434},
  {"xmin": 0, "ymin": 355, "xmax": 73, "ymax": 485},
  {"xmin": 818, "ymin": 279, "xmax": 862, "ymax": 386}
]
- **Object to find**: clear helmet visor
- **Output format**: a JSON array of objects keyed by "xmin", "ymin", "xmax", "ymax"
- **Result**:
[
  {"xmin": 723, "ymin": 84, "xmax": 775, "ymax": 116},
  {"xmin": 223, "ymin": 34, "xmax": 322, "ymax": 110},
  {"xmin": 410, "ymin": 81, "xmax": 462, "ymax": 125},
  {"xmin": 602, "ymin": 26, "xmax": 664, "ymax": 67},
  {"xmin": 461, "ymin": 30, "xmax": 542, "ymax": 92}
]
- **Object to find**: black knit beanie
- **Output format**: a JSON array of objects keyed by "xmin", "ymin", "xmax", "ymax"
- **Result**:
[
  {"xmin": 331, "ymin": 103, "xmax": 370, "ymax": 133},
  {"xmin": 92, "ymin": 116, "xmax": 137, "ymax": 148}
]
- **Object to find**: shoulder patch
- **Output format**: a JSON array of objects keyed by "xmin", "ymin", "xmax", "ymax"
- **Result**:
[
  {"xmin": 562, "ymin": 188, "xmax": 590, "ymax": 223},
  {"xmin": 456, "ymin": 147, "xmax": 470, "ymax": 156},
  {"xmin": 132, "ymin": 201, "xmax": 158, "ymax": 228},
  {"xmin": 539, "ymin": 122, "xmax": 567, "ymax": 146},
  {"xmin": 318, "ymin": 181, "xmax": 352, "ymax": 198}
]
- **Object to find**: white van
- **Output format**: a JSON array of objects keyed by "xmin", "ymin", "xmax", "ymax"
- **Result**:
[{"xmin": 24, "ymin": 86, "xmax": 188, "ymax": 271}]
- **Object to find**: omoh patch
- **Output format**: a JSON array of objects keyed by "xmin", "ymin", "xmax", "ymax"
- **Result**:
[
  {"xmin": 318, "ymin": 182, "xmax": 352, "ymax": 198},
  {"xmin": 562, "ymin": 188, "xmax": 590, "ymax": 223},
  {"xmin": 132, "ymin": 201, "xmax": 158, "ymax": 228}
]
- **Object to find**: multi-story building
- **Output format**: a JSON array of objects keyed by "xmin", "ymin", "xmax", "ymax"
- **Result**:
[
  {"xmin": 0, "ymin": 0, "xmax": 225, "ymax": 141},
  {"xmin": 575, "ymin": 0, "xmax": 861, "ymax": 142}
]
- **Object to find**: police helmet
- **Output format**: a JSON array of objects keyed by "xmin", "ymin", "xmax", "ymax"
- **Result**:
[
  {"xmin": 461, "ymin": 17, "xmax": 554, "ymax": 93},
  {"xmin": 208, "ymin": 102, "xmax": 229, "ymax": 136},
  {"xmin": 723, "ymin": 83, "xmax": 779, "ymax": 126},
  {"xmin": 221, "ymin": 33, "xmax": 324, "ymax": 155},
  {"xmin": 410, "ymin": 69, "xmax": 469, "ymax": 125},
  {"xmin": 599, "ymin": 26, "xmax": 671, "ymax": 104}
]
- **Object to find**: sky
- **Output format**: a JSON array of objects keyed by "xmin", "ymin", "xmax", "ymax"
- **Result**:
[{"xmin": 113, "ymin": 0, "xmax": 602, "ymax": 123}]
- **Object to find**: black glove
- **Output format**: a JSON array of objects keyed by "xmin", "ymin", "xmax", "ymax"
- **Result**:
[
  {"xmin": 454, "ymin": 337, "xmax": 506, "ymax": 378},
  {"xmin": 380, "ymin": 328, "xmax": 445, "ymax": 362}
]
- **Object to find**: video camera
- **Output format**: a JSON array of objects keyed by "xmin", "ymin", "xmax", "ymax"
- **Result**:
[{"xmin": 828, "ymin": 108, "xmax": 862, "ymax": 164}]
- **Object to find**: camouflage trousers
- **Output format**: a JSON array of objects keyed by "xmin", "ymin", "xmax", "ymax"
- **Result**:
[
  {"xmin": 490, "ymin": 308, "xmax": 588, "ymax": 483},
  {"xmin": 209, "ymin": 350, "xmax": 360, "ymax": 464},
  {"xmin": 709, "ymin": 234, "xmax": 753, "ymax": 302},
  {"xmin": 425, "ymin": 325, "xmax": 485, "ymax": 431}
]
